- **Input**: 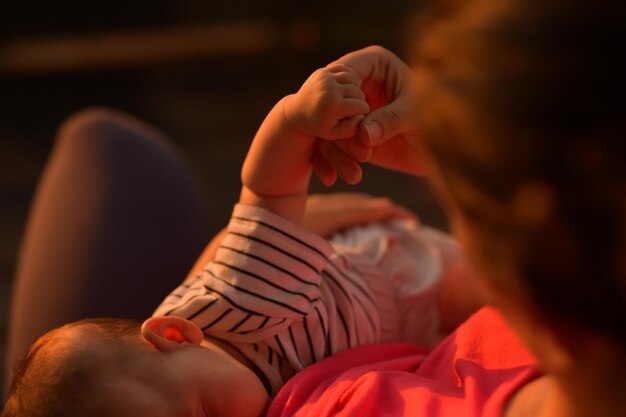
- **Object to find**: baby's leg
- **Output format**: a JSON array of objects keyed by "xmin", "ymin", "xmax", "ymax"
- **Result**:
[{"xmin": 6, "ymin": 108, "xmax": 210, "ymax": 386}]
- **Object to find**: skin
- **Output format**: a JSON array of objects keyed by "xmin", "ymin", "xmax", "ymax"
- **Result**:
[
  {"xmin": 57, "ymin": 322, "xmax": 268, "ymax": 417},
  {"xmin": 240, "ymin": 63, "xmax": 370, "ymax": 223},
  {"xmin": 139, "ymin": 319, "xmax": 271, "ymax": 417}
]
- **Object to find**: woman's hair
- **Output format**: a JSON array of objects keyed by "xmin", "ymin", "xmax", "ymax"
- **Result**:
[
  {"xmin": 2, "ymin": 318, "xmax": 143, "ymax": 417},
  {"xmin": 412, "ymin": 0, "xmax": 626, "ymax": 343}
]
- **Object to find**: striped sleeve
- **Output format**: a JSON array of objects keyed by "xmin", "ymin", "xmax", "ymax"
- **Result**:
[{"xmin": 153, "ymin": 204, "xmax": 334, "ymax": 342}]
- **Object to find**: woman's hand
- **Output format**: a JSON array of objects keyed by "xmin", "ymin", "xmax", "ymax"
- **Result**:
[
  {"xmin": 312, "ymin": 46, "xmax": 428, "ymax": 184},
  {"xmin": 334, "ymin": 46, "xmax": 418, "ymax": 146},
  {"xmin": 303, "ymin": 192, "xmax": 416, "ymax": 238}
]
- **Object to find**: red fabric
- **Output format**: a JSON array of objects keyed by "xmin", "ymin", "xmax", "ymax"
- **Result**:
[{"xmin": 267, "ymin": 307, "xmax": 540, "ymax": 417}]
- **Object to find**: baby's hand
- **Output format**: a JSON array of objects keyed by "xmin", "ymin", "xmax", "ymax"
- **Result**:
[{"xmin": 284, "ymin": 64, "xmax": 370, "ymax": 140}]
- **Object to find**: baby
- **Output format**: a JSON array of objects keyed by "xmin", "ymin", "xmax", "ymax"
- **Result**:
[{"xmin": 2, "ymin": 63, "xmax": 474, "ymax": 417}]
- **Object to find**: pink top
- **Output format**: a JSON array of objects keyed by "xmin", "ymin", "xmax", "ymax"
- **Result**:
[{"xmin": 267, "ymin": 307, "xmax": 541, "ymax": 417}]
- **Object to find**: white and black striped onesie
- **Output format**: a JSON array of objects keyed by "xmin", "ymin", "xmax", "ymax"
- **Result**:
[{"xmin": 154, "ymin": 204, "xmax": 452, "ymax": 395}]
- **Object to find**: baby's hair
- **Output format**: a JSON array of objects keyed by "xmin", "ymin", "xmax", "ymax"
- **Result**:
[
  {"xmin": 413, "ymin": 0, "xmax": 626, "ymax": 343},
  {"xmin": 2, "ymin": 318, "xmax": 143, "ymax": 417}
]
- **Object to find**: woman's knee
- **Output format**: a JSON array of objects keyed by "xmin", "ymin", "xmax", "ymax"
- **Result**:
[{"xmin": 56, "ymin": 107, "xmax": 170, "ymax": 155}]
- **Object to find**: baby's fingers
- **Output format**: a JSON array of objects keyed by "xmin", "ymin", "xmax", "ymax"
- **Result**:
[
  {"xmin": 342, "ymin": 84, "xmax": 366, "ymax": 100},
  {"xmin": 326, "ymin": 99, "xmax": 368, "ymax": 139},
  {"xmin": 340, "ymin": 98, "xmax": 369, "ymax": 115},
  {"xmin": 330, "ymin": 114, "xmax": 365, "ymax": 139},
  {"xmin": 327, "ymin": 63, "xmax": 361, "ymax": 80},
  {"xmin": 312, "ymin": 149, "xmax": 338, "ymax": 187}
]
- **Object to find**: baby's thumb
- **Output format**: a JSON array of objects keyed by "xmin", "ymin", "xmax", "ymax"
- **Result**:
[{"xmin": 358, "ymin": 102, "xmax": 408, "ymax": 146}]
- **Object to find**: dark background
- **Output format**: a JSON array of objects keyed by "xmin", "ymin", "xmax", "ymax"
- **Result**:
[{"xmin": 0, "ymin": 0, "xmax": 446, "ymax": 392}]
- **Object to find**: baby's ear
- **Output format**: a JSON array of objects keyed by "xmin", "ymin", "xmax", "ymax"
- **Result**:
[{"xmin": 141, "ymin": 316, "xmax": 203, "ymax": 352}]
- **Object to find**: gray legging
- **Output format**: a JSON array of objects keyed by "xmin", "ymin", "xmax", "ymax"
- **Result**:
[{"xmin": 5, "ymin": 108, "xmax": 211, "ymax": 388}]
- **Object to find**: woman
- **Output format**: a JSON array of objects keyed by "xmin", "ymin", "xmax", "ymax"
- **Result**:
[{"xmin": 269, "ymin": 1, "xmax": 626, "ymax": 416}]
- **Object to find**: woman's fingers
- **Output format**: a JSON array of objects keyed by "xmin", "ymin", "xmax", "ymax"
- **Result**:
[
  {"xmin": 311, "ymin": 148, "xmax": 338, "ymax": 186},
  {"xmin": 330, "ymin": 114, "xmax": 365, "ymax": 139},
  {"xmin": 316, "ymin": 140, "xmax": 363, "ymax": 185},
  {"xmin": 333, "ymin": 138, "xmax": 372, "ymax": 163}
]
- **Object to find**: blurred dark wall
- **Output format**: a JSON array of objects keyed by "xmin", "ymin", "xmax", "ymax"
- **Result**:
[{"xmin": 1, "ymin": 1, "xmax": 409, "ymax": 34}]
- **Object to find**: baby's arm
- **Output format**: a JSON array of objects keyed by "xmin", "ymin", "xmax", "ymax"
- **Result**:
[{"xmin": 240, "ymin": 64, "xmax": 369, "ymax": 225}]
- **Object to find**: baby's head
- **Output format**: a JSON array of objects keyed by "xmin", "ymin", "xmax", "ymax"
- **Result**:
[{"xmin": 2, "ymin": 317, "xmax": 269, "ymax": 417}]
